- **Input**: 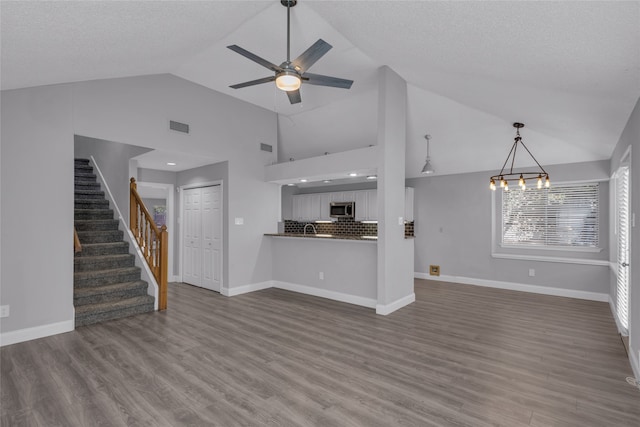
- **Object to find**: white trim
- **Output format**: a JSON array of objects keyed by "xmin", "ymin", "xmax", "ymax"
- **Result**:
[
  {"xmin": 630, "ymin": 349, "xmax": 640, "ymax": 383},
  {"xmin": 0, "ymin": 320, "xmax": 75, "ymax": 347},
  {"xmin": 376, "ymin": 293, "xmax": 416, "ymax": 315},
  {"xmin": 414, "ymin": 273, "xmax": 609, "ymax": 302},
  {"xmin": 491, "ymin": 252, "xmax": 610, "ymax": 266},
  {"xmin": 499, "ymin": 244, "xmax": 603, "ymax": 253},
  {"xmin": 608, "ymin": 295, "xmax": 628, "ymax": 335},
  {"xmin": 610, "ymin": 262, "xmax": 618, "ymax": 274},
  {"xmin": 90, "ymin": 157, "xmax": 159, "ymax": 310},
  {"xmin": 222, "ymin": 281, "xmax": 273, "ymax": 297},
  {"xmin": 273, "ymin": 281, "xmax": 377, "ymax": 308}
]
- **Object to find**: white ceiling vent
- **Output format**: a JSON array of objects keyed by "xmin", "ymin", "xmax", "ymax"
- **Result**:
[{"xmin": 169, "ymin": 120, "xmax": 189, "ymax": 134}]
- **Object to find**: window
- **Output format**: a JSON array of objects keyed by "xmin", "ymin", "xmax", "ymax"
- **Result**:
[{"xmin": 502, "ymin": 183, "xmax": 599, "ymax": 249}]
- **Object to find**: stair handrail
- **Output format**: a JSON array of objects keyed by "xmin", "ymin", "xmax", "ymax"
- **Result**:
[
  {"xmin": 74, "ymin": 226, "xmax": 82, "ymax": 253},
  {"xmin": 130, "ymin": 177, "xmax": 168, "ymax": 310}
]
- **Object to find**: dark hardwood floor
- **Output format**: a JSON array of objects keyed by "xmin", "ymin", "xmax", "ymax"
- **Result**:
[{"xmin": 2, "ymin": 279, "xmax": 639, "ymax": 426}]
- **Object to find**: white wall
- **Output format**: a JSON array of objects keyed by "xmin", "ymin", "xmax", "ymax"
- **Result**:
[
  {"xmin": 407, "ymin": 160, "xmax": 611, "ymax": 298},
  {"xmin": 609, "ymin": 96, "xmax": 640, "ymax": 378},
  {"xmin": 1, "ymin": 85, "xmax": 75, "ymax": 341},
  {"xmin": 1, "ymin": 74, "xmax": 279, "ymax": 342}
]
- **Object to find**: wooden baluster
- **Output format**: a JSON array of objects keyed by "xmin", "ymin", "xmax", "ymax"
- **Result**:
[
  {"xmin": 130, "ymin": 178, "xmax": 137, "ymax": 237},
  {"xmin": 159, "ymin": 225, "xmax": 168, "ymax": 310}
]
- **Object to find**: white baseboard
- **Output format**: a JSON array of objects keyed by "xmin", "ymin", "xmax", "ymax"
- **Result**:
[
  {"xmin": 376, "ymin": 293, "xmax": 416, "ymax": 315},
  {"xmin": 221, "ymin": 281, "xmax": 274, "ymax": 297},
  {"xmin": 415, "ymin": 272, "xmax": 609, "ymax": 302},
  {"xmin": 273, "ymin": 281, "xmax": 377, "ymax": 309},
  {"xmin": 0, "ymin": 319, "xmax": 75, "ymax": 347}
]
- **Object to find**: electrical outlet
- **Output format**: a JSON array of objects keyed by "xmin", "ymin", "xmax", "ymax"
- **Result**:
[
  {"xmin": 0, "ymin": 305, "xmax": 9, "ymax": 318},
  {"xmin": 529, "ymin": 269, "xmax": 535, "ymax": 277},
  {"xmin": 319, "ymin": 272, "xmax": 324, "ymax": 280},
  {"xmin": 430, "ymin": 265, "xmax": 440, "ymax": 276}
]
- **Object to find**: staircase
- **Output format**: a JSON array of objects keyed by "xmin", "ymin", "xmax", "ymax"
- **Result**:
[{"xmin": 74, "ymin": 158, "xmax": 155, "ymax": 327}]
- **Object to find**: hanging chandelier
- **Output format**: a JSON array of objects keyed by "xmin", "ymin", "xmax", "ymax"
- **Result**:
[{"xmin": 490, "ymin": 123, "xmax": 549, "ymax": 191}]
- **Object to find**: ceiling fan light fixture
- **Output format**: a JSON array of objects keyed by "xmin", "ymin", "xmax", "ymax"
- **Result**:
[{"xmin": 275, "ymin": 70, "xmax": 301, "ymax": 91}]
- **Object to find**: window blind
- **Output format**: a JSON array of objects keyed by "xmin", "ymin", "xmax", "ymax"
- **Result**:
[
  {"xmin": 502, "ymin": 183, "xmax": 599, "ymax": 248},
  {"xmin": 616, "ymin": 167, "xmax": 629, "ymax": 330}
]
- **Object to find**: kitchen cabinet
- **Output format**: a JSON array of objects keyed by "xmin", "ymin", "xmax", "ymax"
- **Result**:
[
  {"xmin": 319, "ymin": 193, "xmax": 331, "ymax": 220},
  {"xmin": 355, "ymin": 191, "xmax": 368, "ymax": 221},
  {"xmin": 293, "ymin": 194, "xmax": 312, "ymax": 221},
  {"xmin": 366, "ymin": 189, "xmax": 378, "ymax": 221}
]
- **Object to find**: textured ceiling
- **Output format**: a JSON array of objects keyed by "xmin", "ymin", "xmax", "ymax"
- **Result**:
[{"xmin": 2, "ymin": 1, "xmax": 639, "ymax": 179}]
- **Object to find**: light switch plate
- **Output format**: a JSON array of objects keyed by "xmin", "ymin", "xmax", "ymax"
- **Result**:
[
  {"xmin": 0, "ymin": 305, "xmax": 9, "ymax": 318},
  {"xmin": 234, "ymin": 217, "xmax": 244, "ymax": 225}
]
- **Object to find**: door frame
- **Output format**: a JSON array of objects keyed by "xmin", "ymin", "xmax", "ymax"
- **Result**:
[
  {"xmin": 614, "ymin": 146, "xmax": 632, "ymax": 336},
  {"xmin": 178, "ymin": 180, "xmax": 224, "ymax": 289},
  {"xmin": 135, "ymin": 181, "xmax": 175, "ymax": 281}
]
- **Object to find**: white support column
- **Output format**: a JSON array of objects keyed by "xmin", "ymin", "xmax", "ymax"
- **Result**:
[{"xmin": 376, "ymin": 66, "xmax": 415, "ymax": 315}]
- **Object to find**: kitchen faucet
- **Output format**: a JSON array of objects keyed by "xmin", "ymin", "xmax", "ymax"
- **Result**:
[{"xmin": 303, "ymin": 223, "xmax": 317, "ymax": 235}]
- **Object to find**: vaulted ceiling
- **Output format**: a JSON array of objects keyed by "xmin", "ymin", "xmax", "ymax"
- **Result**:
[{"xmin": 2, "ymin": 1, "xmax": 639, "ymax": 178}]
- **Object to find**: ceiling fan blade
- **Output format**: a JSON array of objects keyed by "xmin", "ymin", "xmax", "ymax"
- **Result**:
[
  {"xmin": 292, "ymin": 39, "xmax": 332, "ymax": 73},
  {"xmin": 302, "ymin": 73, "xmax": 353, "ymax": 89},
  {"xmin": 229, "ymin": 76, "xmax": 276, "ymax": 89},
  {"xmin": 287, "ymin": 89, "xmax": 302, "ymax": 104},
  {"xmin": 227, "ymin": 45, "xmax": 282, "ymax": 72}
]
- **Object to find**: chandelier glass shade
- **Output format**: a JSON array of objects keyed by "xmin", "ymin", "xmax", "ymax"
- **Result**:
[{"xmin": 490, "ymin": 123, "xmax": 549, "ymax": 191}]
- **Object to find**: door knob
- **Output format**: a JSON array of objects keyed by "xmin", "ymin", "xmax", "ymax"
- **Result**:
[{"xmin": 622, "ymin": 262, "xmax": 630, "ymax": 267}]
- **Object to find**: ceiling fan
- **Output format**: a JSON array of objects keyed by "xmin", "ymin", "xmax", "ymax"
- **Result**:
[{"xmin": 227, "ymin": 0, "xmax": 353, "ymax": 104}]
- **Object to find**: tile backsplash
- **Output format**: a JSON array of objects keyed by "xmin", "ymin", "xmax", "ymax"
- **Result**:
[{"xmin": 284, "ymin": 219, "xmax": 414, "ymax": 237}]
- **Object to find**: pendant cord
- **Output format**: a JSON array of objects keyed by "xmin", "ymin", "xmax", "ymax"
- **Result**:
[{"xmin": 286, "ymin": 1, "xmax": 291, "ymax": 62}]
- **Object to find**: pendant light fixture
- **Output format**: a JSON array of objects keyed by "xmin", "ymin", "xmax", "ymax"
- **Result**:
[
  {"xmin": 421, "ymin": 134, "xmax": 435, "ymax": 175},
  {"xmin": 490, "ymin": 123, "xmax": 549, "ymax": 191}
]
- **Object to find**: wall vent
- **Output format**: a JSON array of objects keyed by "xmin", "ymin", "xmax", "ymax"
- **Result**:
[
  {"xmin": 169, "ymin": 120, "xmax": 190, "ymax": 134},
  {"xmin": 260, "ymin": 143, "xmax": 273, "ymax": 152}
]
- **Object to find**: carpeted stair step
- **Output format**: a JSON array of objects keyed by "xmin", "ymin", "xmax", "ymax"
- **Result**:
[
  {"xmin": 75, "ymin": 181, "xmax": 102, "ymax": 191},
  {"xmin": 75, "ymin": 173, "xmax": 97, "ymax": 183},
  {"xmin": 75, "ymin": 189, "xmax": 105, "ymax": 200},
  {"xmin": 74, "ymin": 281, "xmax": 149, "ymax": 306},
  {"xmin": 75, "ymin": 242, "xmax": 130, "ymax": 257},
  {"xmin": 75, "ymin": 199, "xmax": 110, "ymax": 210},
  {"xmin": 76, "ymin": 230, "xmax": 123, "ymax": 244},
  {"xmin": 75, "ymin": 219, "xmax": 119, "ymax": 232},
  {"xmin": 74, "ymin": 165, "xmax": 94, "ymax": 174},
  {"xmin": 74, "ymin": 266, "xmax": 142, "ymax": 288},
  {"xmin": 74, "ymin": 253, "xmax": 135, "ymax": 272},
  {"xmin": 74, "ymin": 295, "xmax": 155, "ymax": 327},
  {"xmin": 75, "ymin": 158, "xmax": 90, "ymax": 166},
  {"xmin": 75, "ymin": 209, "xmax": 115, "ymax": 221}
]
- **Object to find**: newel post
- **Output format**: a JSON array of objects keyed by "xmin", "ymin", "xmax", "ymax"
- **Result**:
[
  {"xmin": 159, "ymin": 225, "xmax": 168, "ymax": 310},
  {"xmin": 130, "ymin": 177, "xmax": 137, "ymax": 235}
]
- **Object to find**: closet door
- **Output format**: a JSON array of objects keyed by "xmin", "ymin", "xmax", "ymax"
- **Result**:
[
  {"xmin": 182, "ymin": 188, "xmax": 202, "ymax": 286},
  {"xmin": 201, "ymin": 186, "xmax": 222, "ymax": 292},
  {"xmin": 182, "ymin": 185, "xmax": 222, "ymax": 292}
]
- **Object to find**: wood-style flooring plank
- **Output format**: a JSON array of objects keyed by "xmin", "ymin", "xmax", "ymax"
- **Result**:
[{"xmin": 2, "ymin": 279, "xmax": 639, "ymax": 426}]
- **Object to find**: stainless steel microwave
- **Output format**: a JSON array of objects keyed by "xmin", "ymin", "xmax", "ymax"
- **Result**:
[{"xmin": 330, "ymin": 202, "xmax": 355, "ymax": 218}]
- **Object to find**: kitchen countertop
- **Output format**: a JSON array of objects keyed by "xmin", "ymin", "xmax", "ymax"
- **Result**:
[{"xmin": 264, "ymin": 233, "xmax": 378, "ymax": 241}]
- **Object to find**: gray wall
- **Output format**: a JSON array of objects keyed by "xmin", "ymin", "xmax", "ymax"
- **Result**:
[
  {"xmin": 75, "ymin": 135, "xmax": 153, "ymax": 223},
  {"xmin": 609, "ymin": 96, "xmax": 640, "ymax": 377},
  {"xmin": 1, "ymin": 85, "xmax": 75, "ymax": 335},
  {"xmin": 1, "ymin": 74, "xmax": 279, "ymax": 341},
  {"xmin": 407, "ymin": 160, "xmax": 611, "ymax": 295}
]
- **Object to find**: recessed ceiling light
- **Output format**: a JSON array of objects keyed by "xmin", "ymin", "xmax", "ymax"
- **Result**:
[
  {"xmin": 348, "ymin": 173, "xmax": 358, "ymax": 177},
  {"xmin": 366, "ymin": 175, "xmax": 377, "ymax": 180},
  {"xmin": 323, "ymin": 180, "xmax": 332, "ymax": 183},
  {"xmin": 287, "ymin": 183, "xmax": 295, "ymax": 186},
  {"xmin": 300, "ymin": 179, "xmax": 308, "ymax": 183},
  {"xmin": 166, "ymin": 162, "xmax": 177, "ymax": 166}
]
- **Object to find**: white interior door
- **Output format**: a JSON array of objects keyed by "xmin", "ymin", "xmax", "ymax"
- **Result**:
[
  {"xmin": 182, "ymin": 185, "xmax": 222, "ymax": 292},
  {"xmin": 616, "ymin": 165, "xmax": 631, "ymax": 332},
  {"xmin": 183, "ymin": 188, "xmax": 202, "ymax": 286}
]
